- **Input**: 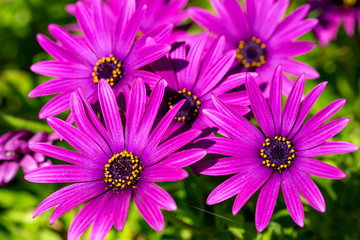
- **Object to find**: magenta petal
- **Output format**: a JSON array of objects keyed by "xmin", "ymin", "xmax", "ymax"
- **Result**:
[
  {"xmin": 198, "ymin": 36, "xmax": 225, "ymax": 80},
  {"xmin": 159, "ymin": 149, "xmax": 207, "ymax": 168},
  {"xmin": 125, "ymin": 78, "xmax": 146, "ymax": 153},
  {"xmin": 294, "ymin": 118, "xmax": 349, "ymax": 150},
  {"xmin": 281, "ymin": 74, "xmax": 305, "ymax": 137},
  {"xmin": 207, "ymin": 167, "xmax": 263, "ymax": 205},
  {"xmin": 31, "ymin": 60, "xmax": 92, "ymax": 78},
  {"xmin": 246, "ymin": 74, "xmax": 275, "ymax": 138},
  {"xmin": 39, "ymin": 92, "xmax": 72, "ymax": 119},
  {"xmin": 68, "ymin": 195, "xmax": 106, "ymax": 240},
  {"xmin": 195, "ymin": 137, "xmax": 258, "ymax": 157},
  {"xmin": 98, "ymin": 79, "xmax": 124, "ymax": 153},
  {"xmin": 288, "ymin": 82, "xmax": 327, "ymax": 139},
  {"xmin": 133, "ymin": 187, "xmax": 164, "ymax": 232},
  {"xmin": 295, "ymin": 99, "xmax": 346, "ymax": 139},
  {"xmin": 91, "ymin": 192, "xmax": 117, "ymax": 240},
  {"xmin": 255, "ymin": 173, "xmax": 280, "ymax": 232},
  {"xmin": 281, "ymin": 170, "xmax": 304, "ymax": 227},
  {"xmin": 151, "ymin": 56, "xmax": 178, "ymax": 89},
  {"xmin": 297, "ymin": 141, "xmax": 359, "ymax": 157},
  {"xmin": 125, "ymin": 44, "xmax": 171, "ymax": 71},
  {"xmin": 137, "ymin": 181, "xmax": 177, "ymax": 211},
  {"xmin": 33, "ymin": 180, "xmax": 104, "ymax": 218},
  {"xmin": 47, "ymin": 117, "xmax": 108, "ymax": 161},
  {"xmin": 183, "ymin": 33, "xmax": 208, "ymax": 91},
  {"xmin": 0, "ymin": 161, "xmax": 19, "ymax": 185},
  {"xmin": 140, "ymin": 100, "xmax": 185, "ymax": 158},
  {"xmin": 188, "ymin": 7, "xmax": 227, "ymax": 37},
  {"xmin": 199, "ymin": 157, "xmax": 261, "ymax": 176},
  {"xmin": 25, "ymin": 165, "xmax": 104, "ymax": 183},
  {"xmin": 268, "ymin": 65, "xmax": 283, "ymax": 136},
  {"xmin": 49, "ymin": 180, "xmax": 108, "ymax": 224},
  {"xmin": 114, "ymin": 188, "xmax": 132, "ymax": 231},
  {"xmin": 202, "ymin": 109, "xmax": 263, "ymax": 147},
  {"xmin": 280, "ymin": 59, "xmax": 319, "ymax": 79},
  {"xmin": 232, "ymin": 167, "xmax": 273, "ymax": 215},
  {"xmin": 144, "ymin": 129, "xmax": 201, "ymax": 167},
  {"xmin": 29, "ymin": 143, "xmax": 102, "ymax": 168},
  {"xmin": 71, "ymin": 92, "xmax": 112, "ymax": 157},
  {"xmin": 142, "ymin": 165, "xmax": 188, "ymax": 182},
  {"xmin": 91, "ymin": 0, "xmax": 111, "ymax": 56},
  {"xmin": 295, "ymin": 157, "xmax": 346, "ymax": 179},
  {"xmin": 48, "ymin": 24, "xmax": 98, "ymax": 64},
  {"xmin": 135, "ymin": 79, "xmax": 166, "ymax": 153},
  {"xmin": 290, "ymin": 167, "xmax": 325, "ymax": 212}
]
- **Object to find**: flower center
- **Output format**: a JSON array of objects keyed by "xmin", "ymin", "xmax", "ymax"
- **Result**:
[
  {"xmin": 104, "ymin": 151, "xmax": 143, "ymax": 190},
  {"xmin": 260, "ymin": 136, "xmax": 296, "ymax": 172},
  {"xmin": 236, "ymin": 36, "xmax": 266, "ymax": 69},
  {"xmin": 168, "ymin": 88, "xmax": 201, "ymax": 124},
  {"xmin": 333, "ymin": 0, "xmax": 359, "ymax": 7},
  {"xmin": 92, "ymin": 54, "xmax": 124, "ymax": 87}
]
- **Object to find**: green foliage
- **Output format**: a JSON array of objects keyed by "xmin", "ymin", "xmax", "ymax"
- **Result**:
[{"xmin": 0, "ymin": 0, "xmax": 359, "ymax": 240}]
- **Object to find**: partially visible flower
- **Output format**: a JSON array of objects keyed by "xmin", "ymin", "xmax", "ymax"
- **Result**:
[
  {"xmin": 309, "ymin": 0, "xmax": 360, "ymax": 45},
  {"xmin": 198, "ymin": 65, "xmax": 358, "ymax": 231},
  {"xmin": 0, "ymin": 130, "xmax": 53, "ymax": 185},
  {"xmin": 66, "ymin": 0, "xmax": 188, "ymax": 42},
  {"xmin": 25, "ymin": 78, "xmax": 206, "ymax": 239},
  {"xmin": 151, "ymin": 33, "xmax": 256, "ymax": 138},
  {"xmin": 30, "ymin": 0, "xmax": 171, "ymax": 119},
  {"xmin": 189, "ymin": 0, "xmax": 319, "ymax": 95}
]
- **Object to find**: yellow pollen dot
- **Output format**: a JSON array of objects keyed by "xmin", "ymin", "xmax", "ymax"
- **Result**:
[
  {"xmin": 266, "ymin": 163, "xmax": 270, "ymax": 167},
  {"xmin": 187, "ymin": 91, "xmax": 192, "ymax": 95},
  {"xmin": 262, "ymin": 161, "xmax": 266, "ymax": 164},
  {"xmin": 260, "ymin": 43, "xmax": 266, "ymax": 48}
]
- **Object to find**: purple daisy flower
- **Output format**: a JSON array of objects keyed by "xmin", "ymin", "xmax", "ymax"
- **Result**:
[
  {"xmin": 309, "ymin": 0, "xmax": 360, "ymax": 45},
  {"xmin": 25, "ymin": 78, "xmax": 206, "ymax": 239},
  {"xmin": 151, "ymin": 33, "xmax": 256, "ymax": 137},
  {"xmin": 198, "ymin": 65, "xmax": 358, "ymax": 231},
  {"xmin": 29, "ymin": 0, "xmax": 171, "ymax": 119},
  {"xmin": 0, "ymin": 130, "xmax": 53, "ymax": 185},
  {"xmin": 189, "ymin": 0, "xmax": 320, "ymax": 95}
]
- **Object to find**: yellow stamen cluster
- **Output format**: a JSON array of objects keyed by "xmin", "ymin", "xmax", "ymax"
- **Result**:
[
  {"xmin": 168, "ymin": 88, "xmax": 201, "ymax": 123},
  {"xmin": 136, "ymin": 30, "xmax": 144, "ymax": 39},
  {"xmin": 104, "ymin": 151, "xmax": 143, "ymax": 190},
  {"xmin": 92, "ymin": 54, "xmax": 122, "ymax": 86},
  {"xmin": 236, "ymin": 36, "xmax": 266, "ymax": 68},
  {"xmin": 261, "ymin": 136, "xmax": 296, "ymax": 172},
  {"xmin": 343, "ymin": 0, "xmax": 357, "ymax": 7}
]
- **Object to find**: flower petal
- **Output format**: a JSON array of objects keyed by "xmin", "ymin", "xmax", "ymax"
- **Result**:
[
  {"xmin": 281, "ymin": 170, "xmax": 304, "ymax": 227},
  {"xmin": 25, "ymin": 165, "xmax": 104, "ymax": 183},
  {"xmin": 31, "ymin": 60, "xmax": 92, "ymax": 78},
  {"xmin": 290, "ymin": 167, "xmax": 325, "ymax": 212},
  {"xmin": 246, "ymin": 74, "xmax": 275, "ymax": 138},
  {"xmin": 255, "ymin": 172, "xmax": 280, "ymax": 232},
  {"xmin": 199, "ymin": 157, "xmax": 261, "ymax": 176},
  {"xmin": 141, "ymin": 165, "xmax": 188, "ymax": 182},
  {"xmin": 39, "ymin": 92, "xmax": 72, "ymax": 119},
  {"xmin": 133, "ymin": 187, "xmax": 164, "ymax": 232},
  {"xmin": 294, "ymin": 157, "xmax": 346, "ymax": 179},
  {"xmin": 137, "ymin": 181, "xmax": 177, "ymax": 211},
  {"xmin": 158, "ymin": 149, "xmax": 207, "ymax": 168},
  {"xmin": 114, "ymin": 188, "xmax": 132, "ymax": 231},
  {"xmin": 268, "ymin": 65, "xmax": 283, "ymax": 136},
  {"xmin": 232, "ymin": 167, "xmax": 273, "ymax": 215},
  {"xmin": 297, "ymin": 141, "xmax": 359, "ymax": 157},
  {"xmin": 281, "ymin": 74, "xmax": 305, "ymax": 137},
  {"xmin": 294, "ymin": 118, "xmax": 349, "ymax": 150}
]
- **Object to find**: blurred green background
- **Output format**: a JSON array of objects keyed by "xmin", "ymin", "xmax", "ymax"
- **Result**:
[{"xmin": 0, "ymin": 0, "xmax": 359, "ymax": 239}]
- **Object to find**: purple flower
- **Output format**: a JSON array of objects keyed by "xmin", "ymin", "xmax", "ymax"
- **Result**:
[
  {"xmin": 0, "ymin": 130, "xmax": 53, "ymax": 185},
  {"xmin": 198, "ymin": 65, "xmax": 358, "ymax": 231},
  {"xmin": 189, "ymin": 0, "xmax": 319, "ymax": 95},
  {"xmin": 25, "ymin": 78, "xmax": 206, "ymax": 239},
  {"xmin": 29, "ymin": 0, "xmax": 171, "ymax": 119},
  {"xmin": 309, "ymin": 0, "xmax": 360, "ymax": 45},
  {"xmin": 151, "ymin": 33, "xmax": 255, "ymax": 138}
]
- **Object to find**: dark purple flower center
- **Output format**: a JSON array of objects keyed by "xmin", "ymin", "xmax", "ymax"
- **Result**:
[
  {"xmin": 168, "ymin": 88, "xmax": 201, "ymax": 124},
  {"xmin": 236, "ymin": 36, "xmax": 266, "ymax": 70},
  {"xmin": 104, "ymin": 151, "xmax": 143, "ymax": 190},
  {"xmin": 93, "ymin": 54, "xmax": 124, "ymax": 87},
  {"xmin": 260, "ymin": 136, "xmax": 296, "ymax": 172}
]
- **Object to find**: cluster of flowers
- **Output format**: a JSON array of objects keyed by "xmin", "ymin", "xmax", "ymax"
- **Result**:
[{"xmin": 1, "ymin": 0, "xmax": 358, "ymax": 239}]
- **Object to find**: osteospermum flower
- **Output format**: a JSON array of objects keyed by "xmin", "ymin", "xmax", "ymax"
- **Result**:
[
  {"xmin": 189, "ymin": 0, "xmax": 319, "ymax": 94},
  {"xmin": 25, "ymin": 78, "xmax": 206, "ymax": 239},
  {"xmin": 0, "ymin": 130, "xmax": 53, "ymax": 185},
  {"xmin": 309, "ymin": 0, "xmax": 360, "ymax": 45},
  {"xmin": 198, "ymin": 65, "xmax": 358, "ymax": 231},
  {"xmin": 151, "ymin": 33, "xmax": 255, "ymax": 137},
  {"xmin": 29, "ymin": 0, "xmax": 171, "ymax": 119}
]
